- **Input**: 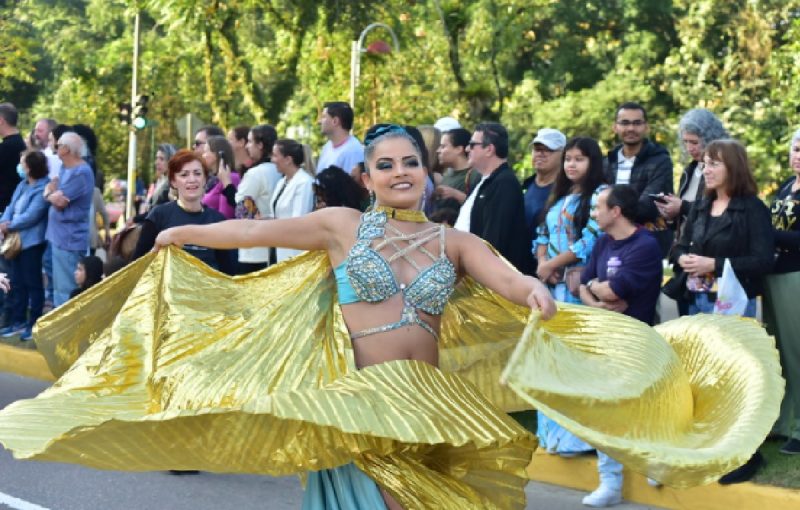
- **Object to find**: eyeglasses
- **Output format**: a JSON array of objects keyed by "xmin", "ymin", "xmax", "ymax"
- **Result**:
[
  {"xmin": 467, "ymin": 141, "xmax": 486, "ymax": 149},
  {"xmin": 616, "ymin": 120, "xmax": 646, "ymax": 127}
]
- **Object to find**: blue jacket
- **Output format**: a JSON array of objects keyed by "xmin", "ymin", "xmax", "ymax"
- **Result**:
[{"xmin": 1, "ymin": 177, "xmax": 50, "ymax": 249}]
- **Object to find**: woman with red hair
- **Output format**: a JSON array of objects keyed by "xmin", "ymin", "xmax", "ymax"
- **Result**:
[{"xmin": 132, "ymin": 149, "xmax": 236, "ymax": 274}]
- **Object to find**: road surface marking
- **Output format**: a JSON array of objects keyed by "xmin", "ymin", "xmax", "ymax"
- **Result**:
[{"xmin": 0, "ymin": 491, "xmax": 51, "ymax": 510}]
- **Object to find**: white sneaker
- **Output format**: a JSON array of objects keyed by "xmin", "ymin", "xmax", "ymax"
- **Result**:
[
  {"xmin": 582, "ymin": 486, "xmax": 622, "ymax": 507},
  {"xmin": 647, "ymin": 477, "xmax": 662, "ymax": 487}
]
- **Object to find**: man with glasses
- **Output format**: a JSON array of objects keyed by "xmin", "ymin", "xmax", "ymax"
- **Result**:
[
  {"xmin": 605, "ymin": 102, "xmax": 674, "ymax": 256},
  {"xmin": 455, "ymin": 122, "xmax": 534, "ymax": 274},
  {"xmin": 523, "ymin": 128, "xmax": 566, "ymax": 234},
  {"xmin": 193, "ymin": 125, "xmax": 224, "ymax": 156}
]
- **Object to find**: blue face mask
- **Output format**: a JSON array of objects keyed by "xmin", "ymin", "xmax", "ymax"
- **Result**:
[{"xmin": 16, "ymin": 163, "xmax": 26, "ymax": 179}]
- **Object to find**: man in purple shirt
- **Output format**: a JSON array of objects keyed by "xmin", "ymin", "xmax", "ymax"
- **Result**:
[
  {"xmin": 578, "ymin": 184, "xmax": 663, "ymax": 507},
  {"xmin": 45, "ymin": 132, "xmax": 94, "ymax": 306}
]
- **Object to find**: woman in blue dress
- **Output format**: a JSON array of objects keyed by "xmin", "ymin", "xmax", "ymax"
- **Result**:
[{"xmin": 535, "ymin": 137, "xmax": 608, "ymax": 455}]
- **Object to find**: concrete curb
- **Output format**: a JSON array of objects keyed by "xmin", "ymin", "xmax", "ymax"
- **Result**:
[
  {"xmin": 0, "ymin": 344, "xmax": 55, "ymax": 381},
  {"xmin": 527, "ymin": 449, "xmax": 800, "ymax": 510}
]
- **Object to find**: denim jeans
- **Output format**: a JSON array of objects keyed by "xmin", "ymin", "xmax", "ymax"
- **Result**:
[
  {"xmin": 597, "ymin": 451, "xmax": 623, "ymax": 491},
  {"xmin": 8, "ymin": 243, "xmax": 46, "ymax": 327},
  {"xmin": 43, "ymin": 242, "xmax": 53, "ymax": 303},
  {"xmin": 51, "ymin": 246, "xmax": 83, "ymax": 307},
  {"xmin": 688, "ymin": 292, "xmax": 757, "ymax": 318}
]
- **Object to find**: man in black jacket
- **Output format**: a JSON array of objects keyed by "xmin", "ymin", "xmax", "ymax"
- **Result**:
[
  {"xmin": 454, "ymin": 122, "xmax": 534, "ymax": 275},
  {"xmin": 605, "ymin": 102, "xmax": 674, "ymax": 256}
]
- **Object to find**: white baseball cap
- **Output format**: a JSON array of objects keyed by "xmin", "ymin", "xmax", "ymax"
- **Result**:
[
  {"xmin": 434, "ymin": 116, "xmax": 461, "ymax": 132},
  {"xmin": 530, "ymin": 128, "xmax": 567, "ymax": 150}
]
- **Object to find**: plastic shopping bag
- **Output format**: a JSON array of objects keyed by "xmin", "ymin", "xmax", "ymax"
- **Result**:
[{"xmin": 713, "ymin": 259, "xmax": 748, "ymax": 316}]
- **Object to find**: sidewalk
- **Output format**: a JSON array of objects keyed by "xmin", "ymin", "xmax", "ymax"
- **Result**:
[
  {"xmin": 0, "ymin": 343, "xmax": 54, "ymax": 381},
  {"xmin": 527, "ymin": 449, "xmax": 800, "ymax": 510}
]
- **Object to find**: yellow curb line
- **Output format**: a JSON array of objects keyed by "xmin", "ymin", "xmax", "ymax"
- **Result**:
[
  {"xmin": 528, "ymin": 449, "xmax": 800, "ymax": 510},
  {"xmin": 0, "ymin": 343, "xmax": 55, "ymax": 381}
]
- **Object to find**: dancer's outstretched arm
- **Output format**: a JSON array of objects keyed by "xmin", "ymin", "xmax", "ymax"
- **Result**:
[
  {"xmin": 451, "ymin": 230, "xmax": 556, "ymax": 320},
  {"xmin": 153, "ymin": 207, "xmax": 354, "ymax": 253}
]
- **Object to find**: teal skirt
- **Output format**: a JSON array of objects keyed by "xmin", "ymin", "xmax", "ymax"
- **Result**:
[{"xmin": 302, "ymin": 463, "xmax": 387, "ymax": 510}]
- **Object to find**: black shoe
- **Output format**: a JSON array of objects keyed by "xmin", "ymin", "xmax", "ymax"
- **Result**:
[
  {"xmin": 780, "ymin": 438, "xmax": 800, "ymax": 455},
  {"xmin": 718, "ymin": 451, "xmax": 764, "ymax": 485},
  {"xmin": 167, "ymin": 470, "xmax": 200, "ymax": 475}
]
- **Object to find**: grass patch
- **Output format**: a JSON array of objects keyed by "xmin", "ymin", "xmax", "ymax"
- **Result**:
[{"xmin": 754, "ymin": 438, "xmax": 800, "ymax": 488}]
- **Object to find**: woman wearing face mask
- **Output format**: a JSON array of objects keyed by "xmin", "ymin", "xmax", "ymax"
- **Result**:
[{"xmin": 0, "ymin": 151, "xmax": 50, "ymax": 341}]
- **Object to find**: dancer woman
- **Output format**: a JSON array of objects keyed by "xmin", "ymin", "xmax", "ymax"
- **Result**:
[{"xmin": 154, "ymin": 125, "xmax": 556, "ymax": 508}]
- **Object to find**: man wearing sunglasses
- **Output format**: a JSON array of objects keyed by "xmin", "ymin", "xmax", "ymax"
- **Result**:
[
  {"xmin": 193, "ymin": 125, "xmax": 224, "ymax": 156},
  {"xmin": 454, "ymin": 122, "xmax": 534, "ymax": 275},
  {"xmin": 605, "ymin": 102, "xmax": 674, "ymax": 257}
]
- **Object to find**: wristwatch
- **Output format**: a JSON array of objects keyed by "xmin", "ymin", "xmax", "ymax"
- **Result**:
[{"xmin": 586, "ymin": 279, "xmax": 595, "ymax": 291}]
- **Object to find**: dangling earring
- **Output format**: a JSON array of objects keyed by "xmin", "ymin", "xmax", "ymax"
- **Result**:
[{"xmin": 369, "ymin": 190, "xmax": 376, "ymax": 210}]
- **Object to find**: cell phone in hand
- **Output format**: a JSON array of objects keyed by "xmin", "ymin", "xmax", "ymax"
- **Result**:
[{"xmin": 648, "ymin": 193, "xmax": 668, "ymax": 204}]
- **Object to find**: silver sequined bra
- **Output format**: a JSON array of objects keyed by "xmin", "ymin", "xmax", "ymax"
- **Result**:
[{"xmin": 335, "ymin": 210, "xmax": 457, "ymax": 341}]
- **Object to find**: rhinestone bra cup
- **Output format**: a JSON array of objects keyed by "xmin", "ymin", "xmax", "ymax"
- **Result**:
[{"xmin": 344, "ymin": 211, "xmax": 456, "ymax": 341}]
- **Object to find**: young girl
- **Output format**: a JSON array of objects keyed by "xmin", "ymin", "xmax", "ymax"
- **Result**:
[
  {"xmin": 69, "ymin": 255, "xmax": 104, "ymax": 299},
  {"xmin": 534, "ymin": 137, "xmax": 608, "ymax": 457}
]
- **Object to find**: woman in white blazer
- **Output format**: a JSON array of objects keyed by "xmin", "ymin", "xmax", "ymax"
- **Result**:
[{"xmin": 270, "ymin": 139, "xmax": 315, "ymax": 262}]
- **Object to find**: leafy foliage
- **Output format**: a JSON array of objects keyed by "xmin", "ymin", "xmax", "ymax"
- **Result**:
[{"xmin": 1, "ymin": 0, "xmax": 799, "ymax": 193}]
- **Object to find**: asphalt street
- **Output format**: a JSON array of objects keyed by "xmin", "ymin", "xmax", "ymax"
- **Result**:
[{"xmin": 0, "ymin": 371, "xmax": 664, "ymax": 510}]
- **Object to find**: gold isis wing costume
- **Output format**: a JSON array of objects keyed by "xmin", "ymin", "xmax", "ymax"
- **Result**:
[{"xmin": 0, "ymin": 247, "xmax": 785, "ymax": 508}]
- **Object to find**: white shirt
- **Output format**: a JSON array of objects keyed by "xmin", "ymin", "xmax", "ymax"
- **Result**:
[
  {"xmin": 235, "ymin": 162, "xmax": 282, "ymax": 263},
  {"xmin": 681, "ymin": 162, "xmax": 704, "ymax": 203},
  {"xmin": 317, "ymin": 135, "xmax": 364, "ymax": 174},
  {"xmin": 44, "ymin": 147, "xmax": 62, "ymax": 179},
  {"xmin": 615, "ymin": 148, "xmax": 635, "ymax": 185},
  {"xmin": 272, "ymin": 170, "xmax": 315, "ymax": 262},
  {"xmin": 454, "ymin": 175, "xmax": 489, "ymax": 232}
]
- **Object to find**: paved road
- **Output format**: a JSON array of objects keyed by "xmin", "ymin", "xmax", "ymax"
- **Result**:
[{"xmin": 0, "ymin": 372, "xmax": 663, "ymax": 510}]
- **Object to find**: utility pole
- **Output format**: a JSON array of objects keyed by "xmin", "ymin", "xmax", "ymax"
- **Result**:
[{"xmin": 125, "ymin": 11, "xmax": 141, "ymax": 221}]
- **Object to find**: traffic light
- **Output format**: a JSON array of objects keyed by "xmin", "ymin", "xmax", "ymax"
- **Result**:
[
  {"xmin": 118, "ymin": 102, "xmax": 132, "ymax": 125},
  {"xmin": 132, "ymin": 95, "xmax": 149, "ymax": 130}
]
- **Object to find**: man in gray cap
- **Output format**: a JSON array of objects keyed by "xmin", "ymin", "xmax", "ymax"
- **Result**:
[{"xmin": 523, "ymin": 128, "xmax": 566, "ymax": 233}]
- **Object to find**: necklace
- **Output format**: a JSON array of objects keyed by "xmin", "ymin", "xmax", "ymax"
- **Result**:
[
  {"xmin": 374, "ymin": 205, "xmax": 428, "ymax": 223},
  {"xmin": 176, "ymin": 198, "xmax": 203, "ymax": 213}
]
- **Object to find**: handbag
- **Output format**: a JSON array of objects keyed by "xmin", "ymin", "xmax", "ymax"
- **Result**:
[{"xmin": 0, "ymin": 231, "xmax": 22, "ymax": 260}]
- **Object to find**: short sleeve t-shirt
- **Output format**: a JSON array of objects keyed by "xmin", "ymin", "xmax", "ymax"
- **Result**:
[
  {"xmin": 317, "ymin": 135, "xmax": 364, "ymax": 175},
  {"xmin": 145, "ymin": 201, "xmax": 233, "ymax": 270}
]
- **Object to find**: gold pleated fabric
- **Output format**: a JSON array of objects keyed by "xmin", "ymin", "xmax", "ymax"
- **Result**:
[
  {"xmin": 0, "ymin": 246, "xmax": 784, "ymax": 505},
  {"xmin": 503, "ymin": 306, "xmax": 784, "ymax": 488}
]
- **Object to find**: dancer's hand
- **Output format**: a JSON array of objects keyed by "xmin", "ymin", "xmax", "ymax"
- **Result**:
[
  {"xmin": 0, "ymin": 273, "xmax": 9, "ymax": 293},
  {"xmin": 153, "ymin": 227, "xmax": 183, "ymax": 252},
  {"xmin": 528, "ymin": 279, "xmax": 556, "ymax": 320}
]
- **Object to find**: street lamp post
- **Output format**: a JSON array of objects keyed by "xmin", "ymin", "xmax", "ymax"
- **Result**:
[
  {"xmin": 125, "ymin": 10, "xmax": 141, "ymax": 221},
  {"xmin": 349, "ymin": 23, "xmax": 400, "ymax": 107}
]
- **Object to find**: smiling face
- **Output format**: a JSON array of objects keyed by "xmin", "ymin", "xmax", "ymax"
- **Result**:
[
  {"xmin": 702, "ymin": 152, "xmax": 728, "ymax": 192},
  {"xmin": 246, "ymin": 131, "xmax": 263, "ymax": 162},
  {"xmin": 613, "ymin": 108, "xmax": 648, "ymax": 146},
  {"xmin": 170, "ymin": 160, "xmax": 206, "ymax": 203},
  {"xmin": 362, "ymin": 136, "xmax": 426, "ymax": 209},
  {"xmin": 563, "ymin": 146, "xmax": 590, "ymax": 188}
]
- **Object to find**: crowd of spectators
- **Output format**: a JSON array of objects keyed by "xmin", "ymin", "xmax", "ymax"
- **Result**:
[{"xmin": 0, "ymin": 97, "xmax": 798, "ymax": 507}]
